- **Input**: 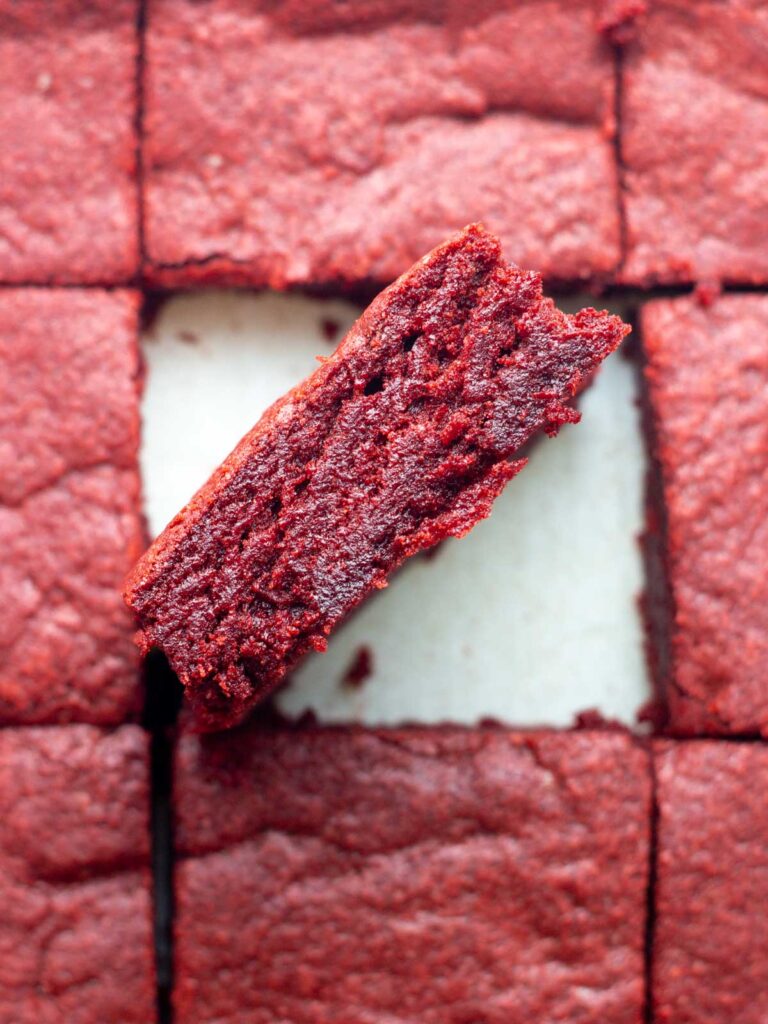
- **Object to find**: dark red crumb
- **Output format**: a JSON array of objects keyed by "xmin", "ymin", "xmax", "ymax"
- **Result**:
[
  {"xmin": 177, "ymin": 329, "xmax": 199, "ymax": 344},
  {"xmin": 637, "ymin": 697, "xmax": 667, "ymax": 732},
  {"xmin": 319, "ymin": 317, "xmax": 341, "ymax": 344},
  {"xmin": 341, "ymin": 646, "xmax": 373, "ymax": 688},
  {"xmin": 574, "ymin": 708, "xmax": 628, "ymax": 732},
  {"xmin": 693, "ymin": 279, "xmax": 721, "ymax": 308},
  {"xmin": 126, "ymin": 225, "xmax": 629, "ymax": 730}
]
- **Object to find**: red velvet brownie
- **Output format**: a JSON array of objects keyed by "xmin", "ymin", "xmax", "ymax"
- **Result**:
[
  {"xmin": 143, "ymin": 0, "xmax": 621, "ymax": 289},
  {"xmin": 174, "ymin": 725, "xmax": 650, "ymax": 1024},
  {"xmin": 653, "ymin": 740, "xmax": 768, "ymax": 1023},
  {"xmin": 641, "ymin": 295, "xmax": 768, "ymax": 735},
  {"xmin": 126, "ymin": 227, "xmax": 629, "ymax": 729},
  {"xmin": 0, "ymin": 724, "xmax": 154, "ymax": 1022},
  {"xmin": 0, "ymin": 290, "xmax": 144, "ymax": 724},
  {"xmin": 0, "ymin": 1, "xmax": 139, "ymax": 284},
  {"xmin": 621, "ymin": 0, "xmax": 768, "ymax": 285}
]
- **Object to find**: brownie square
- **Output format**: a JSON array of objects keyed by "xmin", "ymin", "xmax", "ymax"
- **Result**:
[
  {"xmin": 0, "ymin": 724, "xmax": 154, "ymax": 1022},
  {"xmin": 0, "ymin": 290, "xmax": 144, "ymax": 724},
  {"xmin": 143, "ymin": 0, "xmax": 621, "ymax": 289},
  {"xmin": 641, "ymin": 295, "xmax": 768, "ymax": 735},
  {"xmin": 653, "ymin": 740, "xmax": 768, "ymax": 1023},
  {"xmin": 174, "ymin": 725, "xmax": 650, "ymax": 1023},
  {"xmin": 621, "ymin": 0, "xmax": 768, "ymax": 285},
  {"xmin": 0, "ymin": 0, "xmax": 139, "ymax": 284},
  {"xmin": 127, "ymin": 226, "xmax": 628, "ymax": 730}
]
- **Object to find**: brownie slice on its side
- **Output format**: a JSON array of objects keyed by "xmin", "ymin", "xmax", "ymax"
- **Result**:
[
  {"xmin": 0, "ymin": 0, "xmax": 139, "ymax": 284},
  {"xmin": 653, "ymin": 741, "xmax": 768, "ymax": 1024},
  {"xmin": 143, "ymin": 0, "xmax": 621, "ymax": 289},
  {"xmin": 126, "ymin": 226, "xmax": 629, "ymax": 730},
  {"xmin": 0, "ymin": 290, "xmax": 145, "ymax": 724},
  {"xmin": 621, "ymin": 0, "xmax": 768, "ymax": 286},
  {"xmin": 174, "ymin": 725, "xmax": 651, "ymax": 1024},
  {"xmin": 0, "ymin": 725, "xmax": 155, "ymax": 1023},
  {"xmin": 641, "ymin": 295, "xmax": 768, "ymax": 735}
]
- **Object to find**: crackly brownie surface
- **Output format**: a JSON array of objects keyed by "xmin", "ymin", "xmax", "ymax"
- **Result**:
[
  {"xmin": 0, "ymin": 290, "xmax": 144, "ymax": 724},
  {"xmin": 0, "ymin": 0, "xmax": 139, "ymax": 284},
  {"xmin": 174, "ymin": 725, "xmax": 650, "ymax": 1024},
  {"xmin": 144, "ymin": 0, "xmax": 620, "ymax": 289},
  {"xmin": 126, "ymin": 226, "xmax": 628, "ymax": 729},
  {"xmin": 0, "ymin": 724, "xmax": 154, "ymax": 1023},
  {"xmin": 641, "ymin": 296, "xmax": 768, "ymax": 735},
  {"xmin": 653, "ymin": 741, "xmax": 768, "ymax": 1023},
  {"xmin": 622, "ymin": 0, "xmax": 768, "ymax": 285}
]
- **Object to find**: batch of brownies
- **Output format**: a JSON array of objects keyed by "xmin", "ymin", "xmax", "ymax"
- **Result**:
[{"xmin": 1, "ymin": 1, "xmax": 767, "ymax": 1022}]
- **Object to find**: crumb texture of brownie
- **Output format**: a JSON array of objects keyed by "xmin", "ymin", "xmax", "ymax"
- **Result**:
[
  {"xmin": 126, "ymin": 226, "xmax": 629, "ymax": 729},
  {"xmin": 653, "ymin": 741, "xmax": 768, "ymax": 1023},
  {"xmin": 0, "ymin": 724, "xmax": 154, "ymax": 1023},
  {"xmin": 621, "ymin": 0, "xmax": 768, "ymax": 285},
  {"xmin": 641, "ymin": 295, "xmax": 768, "ymax": 735},
  {"xmin": 174, "ymin": 725, "xmax": 650, "ymax": 1024},
  {"xmin": 0, "ymin": 290, "xmax": 145, "ymax": 724},
  {"xmin": 0, "ymin": 0, "xmax": 139, "ymax": 284},
  {"xmin": 143, "ymin": 0, "xmax": 620, "ymax": 288}
]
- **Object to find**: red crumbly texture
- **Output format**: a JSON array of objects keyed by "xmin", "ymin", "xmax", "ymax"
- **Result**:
[
  {"xmin": 174, "ymin": 725, "xmax": 650, "ymax": 1024},
  {"xmin": 341, "ymin": 645, "xmax": 373, "ymax": 688},
  {"xmin": 143, "ymin": 0, "xmax": 620, "ymax": 290},
  {"xmin": 126, "ymin": 226, "xmax": 629, "ymax": 730},
  {"xmin": 0, "ymin": 290, "xmax": 145, "ymax": 724},
  {"xmin": 653, "ymin": 741, "xmax": 768, "ymax": 1023},
  {"xmin": 621, "ymin": 0, "xmax": 768, "ymax": 286},
  {"xmin": 0, "ymin": 724, "xmax": 154, "ymax": 1023},
  {"xmin": 641, "ymin": 295, "xmax": 768, "ymax": 736},
  {"xmin": 0, "ymin": 1, "xmax": 139, "ymax": 284}
]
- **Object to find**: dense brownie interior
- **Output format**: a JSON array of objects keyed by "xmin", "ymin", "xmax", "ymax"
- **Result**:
[{"xmin": 127, "ymin": 226, "xmax": 628, "ymax": 728}]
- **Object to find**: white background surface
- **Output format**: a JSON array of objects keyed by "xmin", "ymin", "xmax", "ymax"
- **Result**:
[{"xmin": 141, "ymin": 290, "xmax": 649, "ymax": 728}]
